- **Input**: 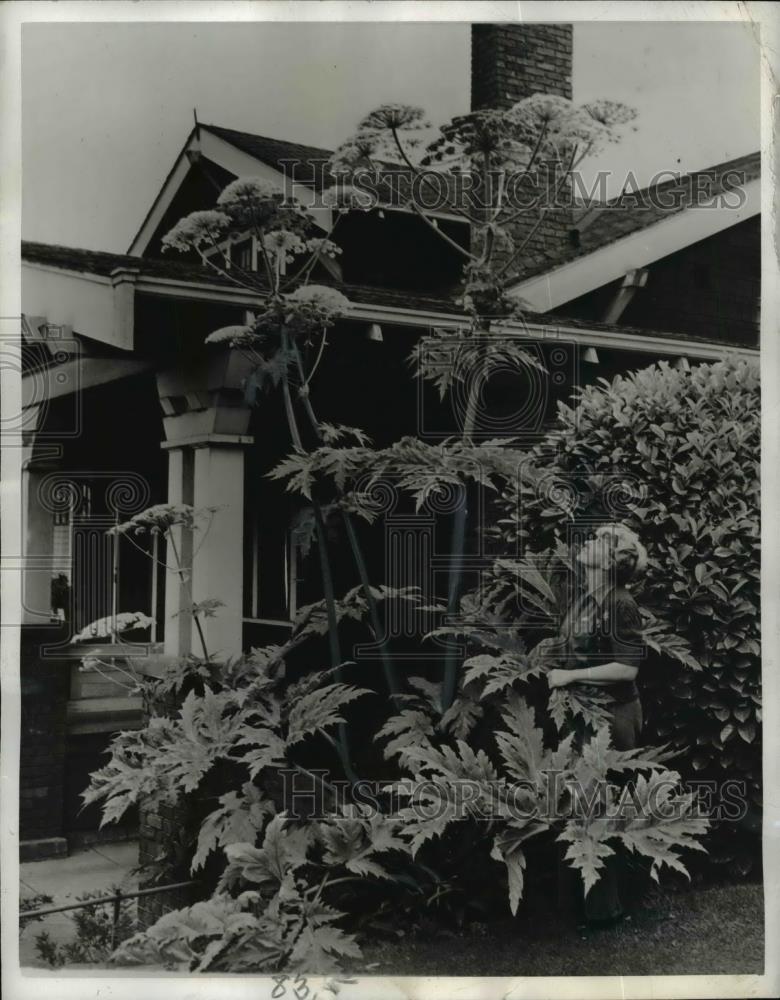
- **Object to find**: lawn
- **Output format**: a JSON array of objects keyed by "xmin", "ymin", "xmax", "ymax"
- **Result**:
[{"xmin": 356, "ymin": 880, "xmax": 764, "ymax": 977}]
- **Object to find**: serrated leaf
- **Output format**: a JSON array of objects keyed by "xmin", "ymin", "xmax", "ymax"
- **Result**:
[{"xmin": 286, "ymin": 683, "xmax": 370, "ymax": 744}]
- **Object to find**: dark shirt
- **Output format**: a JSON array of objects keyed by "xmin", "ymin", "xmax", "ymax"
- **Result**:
[{"xmin": 557, "ymin": 583, "xmax": 646, "ymax": 705}]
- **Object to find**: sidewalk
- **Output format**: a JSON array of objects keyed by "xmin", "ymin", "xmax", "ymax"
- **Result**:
[{"xmin": 19, "ymin": 840, "xmax": 139, "ymax": 968}]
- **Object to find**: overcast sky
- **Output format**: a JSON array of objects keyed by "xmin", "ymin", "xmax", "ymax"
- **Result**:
[{"xmin": 22, "ymin": 20, "xmax": 760, "ymax": 253}]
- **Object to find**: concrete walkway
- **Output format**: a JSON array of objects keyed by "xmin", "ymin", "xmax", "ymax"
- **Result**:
[{"xmin": 19, "ymin": 841, "xmax": 139, "ymax": 968}]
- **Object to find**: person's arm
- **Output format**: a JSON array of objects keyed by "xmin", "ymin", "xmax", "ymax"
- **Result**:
[
  {"xmin": 547, "ymin": 661, "xmax": 638, "ymax": 688},
  {"xmin": 548, "ymin": 594, "xmax": 645, "ymax": 689}
]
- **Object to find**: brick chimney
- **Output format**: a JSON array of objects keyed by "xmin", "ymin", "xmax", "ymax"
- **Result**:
[
  {"xmin": 470, "ymin": 24, "xmax": 574, "ymax": 283},
  {"xmin": 471, "ymin": 23, "xmax": 573, "ymax": 109}
]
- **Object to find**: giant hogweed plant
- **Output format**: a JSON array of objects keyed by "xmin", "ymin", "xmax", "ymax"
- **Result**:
[
  {"xmin": 160, "ymin": 94, "xmax": 638, "ymax": 713},
  {"xmin": 80, "ymin": 521, "xmax": 711, "ymax": 968},
  {"xmin": 326, "ymin": 96, "xmax": 638, "ymax": 711},
  {"xmin": 85, "ymin": 636, "xmax": 707, "ymax": 972},
  {"xmin": 79, "ymin": 96, "xmax": 711, "ymax": 971},
  {"xmin": 82, "ymin": 517, "xmax": 709, "ymax": 971}
]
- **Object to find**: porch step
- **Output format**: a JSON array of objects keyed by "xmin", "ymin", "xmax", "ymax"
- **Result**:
[{"xmin": 66, "ymin": 696, "xmax": 143, "ymax": 735}]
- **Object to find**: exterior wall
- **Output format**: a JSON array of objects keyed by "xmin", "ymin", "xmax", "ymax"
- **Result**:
[
  {"xmin": 470, "ymin": 24, "xmax": 574, "ymax": 279},
  {"xmin": 19, "ymin": 628, "xmax": 70, "ymax": 854},
  {"xmin": 553, "ymin": 217, "xmax": 760, "ymax": 347},
  {"xmin": 22, "ymin": 264, "xmax": 123, "ymax": 351},
  {"xmin": 19, "ymin": 375, "xmax": 165, "ymax": 856}
]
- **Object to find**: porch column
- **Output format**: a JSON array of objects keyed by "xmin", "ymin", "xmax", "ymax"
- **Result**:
[
  {"xmin": 191, "ymin": 443, "xmax": 247, "ymax": 658},
  {"xmin": 157, "ymin": 347, "xmax": 254, "ymax": 660},
  {"xmin": 162, "ymin": 446, "xmax": 194, "ymax": 657}
]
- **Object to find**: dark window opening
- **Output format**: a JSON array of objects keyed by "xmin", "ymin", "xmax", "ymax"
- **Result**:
[{"xmin": 336, "ymin": 210, "xmax": 468, "ymax": 292}]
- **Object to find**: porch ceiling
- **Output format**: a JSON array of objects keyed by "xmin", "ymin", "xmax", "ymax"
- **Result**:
[{"xmin": 22, "ymin": 241, "xmax": 758, "ymax": 362}]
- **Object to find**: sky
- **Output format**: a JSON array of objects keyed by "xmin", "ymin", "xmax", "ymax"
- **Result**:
[{"xmin": 21, "ymin": 20, "xmax": 761, "ymax": 253}]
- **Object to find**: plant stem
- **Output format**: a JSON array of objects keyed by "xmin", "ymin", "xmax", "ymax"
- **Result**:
[
  {"xmin": 441, "ymin": 334, "xmax": 486, "ymax": 712},
  {"xmin": 280, "ymin": 328, "xmax": 358, "ymax": 784},
  {"xmin": 167, "ymin": 530, "xmax": 210, "ymax": 662},
  {"xmin": 289, "ymin": 341, "xmax": 402, "ymax": 700}
]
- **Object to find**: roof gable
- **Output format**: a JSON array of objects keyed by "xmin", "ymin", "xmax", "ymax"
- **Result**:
[{"xmin": 201, "ymin": 124, "xmax": 332, "ymax": 182}]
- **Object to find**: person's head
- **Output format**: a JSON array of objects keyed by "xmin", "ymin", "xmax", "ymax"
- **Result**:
[{"xmin": 577, "ymin": 522, "xmax": 648, "ymax": 584}]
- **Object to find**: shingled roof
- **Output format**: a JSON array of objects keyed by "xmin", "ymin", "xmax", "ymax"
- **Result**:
[
  {"xmin": 21, "ymin": 240, "xmax": 463, "ymax": 316},
  {"xmin": 202, "ymin": 124, "xmax": 333, "ymax": 186},
  {"xmin": 520, "ymin": 150, "xmax": 761, "ymax": 281},
  {"xmin": 22, "ymin": 240, "xmax": 755, "ymax": 352}
]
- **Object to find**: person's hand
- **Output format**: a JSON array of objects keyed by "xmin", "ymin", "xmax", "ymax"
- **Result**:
[{"xmin": 547, "ymin": 669, "xmax": 571, "ymax": 690}]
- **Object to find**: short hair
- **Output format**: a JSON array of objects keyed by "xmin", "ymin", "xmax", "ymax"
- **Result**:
[{"xmin": 595, "ymin": 522, "xmax": 648, "ymax": 584}]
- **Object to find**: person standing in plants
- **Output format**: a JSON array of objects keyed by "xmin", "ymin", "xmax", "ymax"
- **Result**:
[{"xmin": 546, "ymin": 521, "xmax": 649, "ymax": 926}]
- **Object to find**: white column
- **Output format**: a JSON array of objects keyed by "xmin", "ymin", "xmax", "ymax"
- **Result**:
[
  {"xmin": 191, "ymin": 444, "xmax": 246, "ymax": 659},
  {"xmin": 156, "ymin": 346, "xmax": 254, "ymax": 661},
  {"xmin": 163, "ymin": 446, "xmax": 194, "ymax": 657}
]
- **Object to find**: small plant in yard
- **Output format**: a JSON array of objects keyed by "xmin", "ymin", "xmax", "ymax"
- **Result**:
[
  {"xmin": 19, "ymin": 892, "xmax": 53, "ymax": 930},
  {"xmin": 31, "ymin": 886, "xmax": 136, "ymax": 969}
]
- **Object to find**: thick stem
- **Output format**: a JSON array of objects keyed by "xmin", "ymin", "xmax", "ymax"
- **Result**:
[
  {"xmin": 167, "ymin": 530, "xmax": 210, "ymax": 662},
  {"xmin": 441, "ymin": 335, "xmax": 486, "ymax": 711},
  {"xmin": 408, "ymin": 202, "xmax": 476, "ymax": 261},
  {"xmin": 280, "ymin": 329, "xmax": 358, "ymax": 784},
  {"xmin": 290, "ymin": 341, "xmax": 402, "ymax": 700}
]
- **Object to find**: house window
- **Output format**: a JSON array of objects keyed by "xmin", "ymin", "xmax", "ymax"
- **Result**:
[
  {"xmin": 50, "ymin": 484, "xmax": 91, "ymax": 623},
  {"xmin": 244, "ymin": 518, "xmax": 300, "ymax": 624},
  {"xmin": 232, "ymin": 237, "xmax": 254, "ymax": 271},
  {"xmin": 202, "ymin": 233, "xmax": 257, "ymax": 272},
  {"xmin": 50, "ymin": 481, "xmax": 162, "ymax": 641}
]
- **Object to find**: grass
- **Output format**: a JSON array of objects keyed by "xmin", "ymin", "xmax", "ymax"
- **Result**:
[{"xmin": 355, "ymin": 879, "xmax": 765, "ymax": 977}]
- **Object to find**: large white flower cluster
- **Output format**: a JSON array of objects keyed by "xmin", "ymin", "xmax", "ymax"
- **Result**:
[
  {"xmin": 161, "ymin": 210, "xmax": 231, "ymax": 253},
  {"xmin": 110, "ymin": 503, "xmax": 214, "ymax": 535},
  {"xmin": 73, "ymin": 611, "xmax": 156, "ymax": 642},
  {"xmin": 332, "ymin": 95, "xmax": 638, "ymax": 180},
  {"xmin": 216, "ymin": 176, "xmax": 314, "ymax": 232},
  {"xmin": 284, "ymin": 285, "xmax": 351, "ymax": 333},
  {"xmin": 328, "ymin": 104, "xmax": 433, "ymax": 174}
]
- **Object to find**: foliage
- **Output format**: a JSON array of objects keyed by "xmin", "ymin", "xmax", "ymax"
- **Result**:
[
  {"xmin": 382, "ymin": 693, "xmax": 702, "ymax": 914},
  {"xmin": 113, "ymin": 814, "xmax": 370, "ymax": 973},
  {"xmin": 19, "ymin": 892, "xmax": 53, "ymax": 930},
  {"xmin": 83, "ymin": 649, "xmax": 370, "ymax": 830},
  {"xmin": 80, "ymin": 88, "xmax": 724, "ymax": 978},
  {"xmin": 492, "ymin": 358, "xmax": 761, "ymax": 804},
  {"xmin": 32, "ymin": 886, "xmax": 136, "ymax": 968},
  {"xmin": 88, "ymin": 624, "xmax": 707, "ymax": 972}
]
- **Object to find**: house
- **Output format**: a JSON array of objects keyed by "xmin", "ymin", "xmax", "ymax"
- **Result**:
[{"xmin": 18, "ymin": 23, "xmax": 759, "ymax": 859}]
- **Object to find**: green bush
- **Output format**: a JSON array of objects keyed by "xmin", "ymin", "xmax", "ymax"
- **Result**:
[{"xmin": 503, "ymin": 357, "xmax": 760, "ymax": 815}]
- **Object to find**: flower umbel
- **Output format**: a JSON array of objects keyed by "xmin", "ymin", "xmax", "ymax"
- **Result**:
[
  {"xmin": 110, "ymin": 504, "xmax": 219, "ymax": 536},
  {"xmin": 283, "ymin": 285, "xmax": 351, "ymax": 334},
  {"xmin": 162, "ymin": 211, "xmax": 231, "ymax": 253}
]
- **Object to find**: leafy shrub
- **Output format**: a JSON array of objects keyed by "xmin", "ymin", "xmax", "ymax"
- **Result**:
[{"xmin": 496, "ymin": 357, "xmax": 761, "ymax": 820}]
